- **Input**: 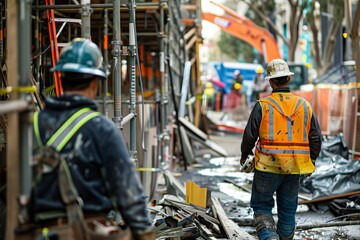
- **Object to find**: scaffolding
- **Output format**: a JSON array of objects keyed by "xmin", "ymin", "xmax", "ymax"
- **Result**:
[{"xmin": 0, "ymin": 0, "xmax": 203, "ymax": 239}]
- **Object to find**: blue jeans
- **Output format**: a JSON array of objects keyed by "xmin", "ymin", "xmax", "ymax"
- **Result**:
[{"xmin": 251, "ymin": 170, "xmax": 300, "ymax": 240}]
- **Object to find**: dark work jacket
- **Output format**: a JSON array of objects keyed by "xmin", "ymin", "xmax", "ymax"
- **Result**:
[
  {"xmin": 241, "ymin": 87, "xmax": 322, "ymax": 161},
  {"xmin": 34, "ymin": 94, "xmax": 151, "ymax": 232}
]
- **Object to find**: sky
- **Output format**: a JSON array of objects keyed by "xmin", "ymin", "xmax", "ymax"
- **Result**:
[{"xmin": 201, "ymin": 0, "xmax": 224, "ymax": 39}]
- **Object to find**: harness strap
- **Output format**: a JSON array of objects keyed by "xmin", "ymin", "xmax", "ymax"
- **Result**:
[
  {"xmin": 34, "ymin": 107, "xmax": 101, "ymax": 151},
  {"xmin": 59, "ymin": 158, "xmax": 90, "ymax": 240}
]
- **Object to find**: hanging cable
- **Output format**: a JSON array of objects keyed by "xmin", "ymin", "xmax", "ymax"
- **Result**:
[{"xmin": 167, "ymin": 58, "xmax": 187, "ymax": 171}]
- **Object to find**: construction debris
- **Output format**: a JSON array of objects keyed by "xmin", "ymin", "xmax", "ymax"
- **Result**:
[{"xmin": 151, "ymin": 194, "xmax": 255, "ymax": 240}]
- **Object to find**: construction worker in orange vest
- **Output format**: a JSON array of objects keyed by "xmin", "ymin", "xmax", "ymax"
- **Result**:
[{"xmin": 240, "ymin": 59, "xmax": 322, "ymax": 240}]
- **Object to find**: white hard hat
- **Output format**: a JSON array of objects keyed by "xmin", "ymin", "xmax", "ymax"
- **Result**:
[{"xmin": 265, "ymin": 59, "xmax": 294, "ymax": 80}]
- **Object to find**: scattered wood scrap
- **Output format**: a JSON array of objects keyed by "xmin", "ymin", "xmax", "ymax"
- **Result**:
[
  {"xmin": 211, "ymin": 197, "xmax": 255, "ymax": 240},
  {"xmin": 151, "ymin": 194, "xmax": 256, "ymax": 239},
  {"xmin": 298, "ymin": 190, "xmax": 360, "ymax": 205}
]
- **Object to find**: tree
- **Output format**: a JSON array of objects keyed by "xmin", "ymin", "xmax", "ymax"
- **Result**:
[
  {"xmin": 234, "ymin": 0, "xmax": 308, "ymax": 62},
  {"xmin": 306, "ymin": 0, "xmax": 344, "ymax": 75},
  {"xmin": 216, "ymin": 0, "xmax": 274, "ymax": 63},
  {"xmin": 351, "ymin": 1, "xmax": 360, "ymax": 82},
  {"xmin": 217, "ymin": 31, "xmax": 255, "ymax": 62}
]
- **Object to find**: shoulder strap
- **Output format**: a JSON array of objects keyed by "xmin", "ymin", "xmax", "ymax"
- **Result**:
[{"xmin": 34, "ymin": 107, "xmax": 101, "ymax": 151}]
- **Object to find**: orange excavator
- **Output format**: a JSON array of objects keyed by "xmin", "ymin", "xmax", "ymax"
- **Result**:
[
  {"xmin": 184, "ymin": 1, "xmax": 309, "ymax": 89},
  {"xmin": 201, "ymin": 1, "xmax": 281, "ymax": 63}
]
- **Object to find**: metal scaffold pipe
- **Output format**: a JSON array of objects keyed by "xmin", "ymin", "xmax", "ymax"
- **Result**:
[
  {"xmin": 34, "ymin": 1, "xmax": 41, "ymax": 85},
  {"xmin": 159, "ymin": 0, "xmax": 170, "ymax": 163},
  {"xmin": 128, "ymin": 0, "xmax": 137, "ymax": 163},
  {"xmin": 0, "ymin": 100, "xmax": 29, "ymax": 114},
  {"xmin": 18, "ymin": 0, "xmax": 33, "ymax": 227},
  {"xmin": 80, "ymin": 0, "xmax": 92, "ymax": 38},
  {"xmin": 103, "ymin": 9, "xmax": 109, "ymax": 116},
  {"xmin": 34, "ymin": 2, "xmax": 163, "ymax": 10},
  {"xmin": 112, "ymin": 0, "xmax": 122, "ymax": 130}
]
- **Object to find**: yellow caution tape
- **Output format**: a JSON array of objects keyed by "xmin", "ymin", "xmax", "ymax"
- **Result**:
[
  {"xmin": 0, "ymin": 86, "xmax": 37, "ymax": 96},
  {"xmin": 136, "ymin": 167, "xmax": 163, "ymax": 172}
]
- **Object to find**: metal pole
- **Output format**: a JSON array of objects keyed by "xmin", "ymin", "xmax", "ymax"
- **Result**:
[
  {"xmin": 344, "ymin": 0, "xmax": 352, "ymax": 61},
  {"xmin": 0, "ymin": 3, "xmax": 4, "ymax": 62},
  {"xmin": 34, "ymin": 2, "xmax": 161, "ymax": 10},
  {"xmin": 103, "ymin": 9, "xmax": 109, "ymax": 116},
  {"xmin": 81, "ymin": 0, "xmax": 92, "ymax": 39},
  {"xmin": 112, "ymin": 0, "xmax": 122, "ymax": 129},
  {"xmin": 159, "ymin": 0, "xmax": 170, "ymax": 164},
  {"xmin": 128, "ymin": 0, "xmax": 137, "ymax": 163},
  {"xmin": 18, "ymin": 0, "xmax": 33, "ymax": 227},
  {"xmin": 158, "ymin": 1, "xmax": 169, "ymax": 161},
  {"xmin": 0, "ymin": 101, "xmax": 29, "ymax": 114},
  {"xmin": 34, "ymin": 1, "xmax": 41, "ymax": 85}
]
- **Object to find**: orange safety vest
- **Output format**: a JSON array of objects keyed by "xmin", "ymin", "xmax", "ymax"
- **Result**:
[{"xmin": 255, "ymin": 92, "xmax": 315, "ymax": 174}]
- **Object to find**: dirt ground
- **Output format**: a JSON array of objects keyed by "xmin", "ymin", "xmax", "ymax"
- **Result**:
[{"xmin": 161, "ymin": 110, "xmax": 360, "ymax": 240}]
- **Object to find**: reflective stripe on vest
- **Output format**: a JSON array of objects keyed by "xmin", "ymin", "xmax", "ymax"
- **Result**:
[
  {"xmin": 266, "ymin": 96, "xmax": 305, "ymax": 141},
  {"xmin": 34, "ymin": 108, "xmax": 101, "ymax": 151},
  {"xmin": 256, "ymin": 144, "xmax": 310, "ymax": 155}
]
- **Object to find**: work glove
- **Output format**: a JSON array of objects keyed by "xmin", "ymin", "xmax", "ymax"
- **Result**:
[
  {"xmin": 240, "ymin": 155, "xmax": 247, "ymax": 165},
  {"xmin": 311, "ymin": 159, "xmax": 316, "ymax": 166},
  {"xmin": 240, "ymin": 154, "xmax": 255, "ymax": 173}
]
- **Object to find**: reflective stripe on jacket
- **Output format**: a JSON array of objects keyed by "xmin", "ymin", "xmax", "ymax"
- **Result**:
[{"xmin": 255, "ymin": 92, "xmax": 315, "ymax": 174}]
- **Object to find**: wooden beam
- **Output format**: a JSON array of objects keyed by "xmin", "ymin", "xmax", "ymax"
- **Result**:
[
  {"xmin": 182, "ymin": 4, "xmax": 197, "ymax": 11},
  {"xmin": 185, "ymin": 35, "xmax": 198, "ymax": 51},
  {"xmin": 6, "ymin": 1, "xmax": 19, "ymax": 240},
  {"xmin": 211, "ymin": 197, "xmax": 255, "ymax": 240},
  {"xmin": 184, "ymin": 27, "xmax": 197, "ymax": 41},
  {"xmin": 298, "ymin": 190, "xmax": 360, "ymax": 205}
]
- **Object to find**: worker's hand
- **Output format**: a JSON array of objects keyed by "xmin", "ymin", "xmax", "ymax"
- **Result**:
[
  {"xmin": 240, "ymin": 154, "xmax": 247, "ymax": 165},
  {"xmin": 304, "ymin": 173, "xmax": 311, "ymax": 178}
]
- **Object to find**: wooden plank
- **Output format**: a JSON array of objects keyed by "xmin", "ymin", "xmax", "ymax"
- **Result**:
[
  {"xmin": 298, "ymin": 190, "xmax": 360, "ymax": 205},
  {"xmin": 211, "ymin": 197, "xmax": 255, "ymax": 240},
  {"xmin": 179, "ymin": 116, "xmax": 208, "ymax": 141},
  {"xmin": 224, "ymin": 178, "xmax": 251, "ymax": 193},
  {"xmin": 179, "ymin": 126, "xmax": 195, "ymax": 164},
  {"xmin": 185, "ymin": 130, "xmax": 228, "ymax": 157},
  {"xmin": 194, "ymin": 219, "xmax": 218, "ymax": 240},
  {"xmin": 6, "ymin": 1, "xmax": 19, "ymax": 240},
  {"xmin": 163, "ymin": 171, "xmax": 186, "ymax": 199}
]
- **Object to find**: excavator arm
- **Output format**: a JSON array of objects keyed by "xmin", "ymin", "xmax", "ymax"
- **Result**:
[
  {"xmin": 202, "ymin": 12, "xmax": 280, "ymax": 62},
  {"xmin": 201, "ymin": 1, "xmax": 281, "ymax": 62}
]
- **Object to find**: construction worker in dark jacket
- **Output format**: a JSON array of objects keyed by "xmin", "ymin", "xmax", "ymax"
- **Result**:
[
  {"xmin": 240, "ymin": 59, "xmax": 322, "ymax": 240},
  {"xmin": 33, "ymin": 38, "xmax": 154, "ymax": 239}
]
